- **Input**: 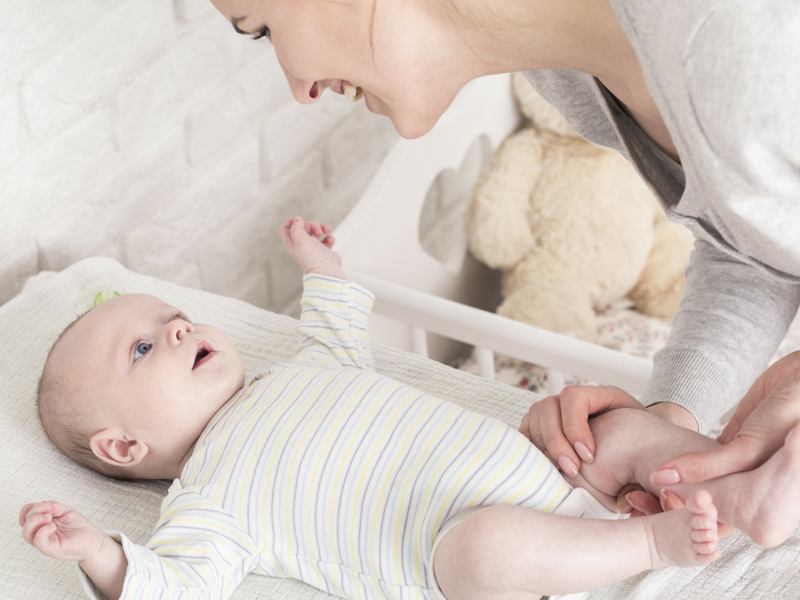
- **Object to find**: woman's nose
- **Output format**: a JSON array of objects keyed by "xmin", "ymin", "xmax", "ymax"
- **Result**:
[{"xmin": 279, "ymin": 61, "xmax": 322, "ymax": 104}]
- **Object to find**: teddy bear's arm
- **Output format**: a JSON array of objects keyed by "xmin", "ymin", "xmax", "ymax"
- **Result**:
[{"xmin": 467, "ymin": 129, "xmax": 544, "ymax": 269}]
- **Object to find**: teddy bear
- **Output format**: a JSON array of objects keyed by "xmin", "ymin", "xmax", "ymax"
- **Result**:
[{"xmin": 467, "ymin": 72, "xmax": 694, "ymax": 342}]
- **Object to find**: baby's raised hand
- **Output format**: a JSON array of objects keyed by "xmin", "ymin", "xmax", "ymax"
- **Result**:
[
  {"xmin": 280, "ymin": 216, "xmax": 346, "ymax": 280},
  {"xmin": 20, "ymin": 501, "xmax": 104, "ymax": 562}
]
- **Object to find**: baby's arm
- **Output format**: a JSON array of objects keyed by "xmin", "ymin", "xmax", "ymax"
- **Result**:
[
  {"xmin": 20, "ymin": 501, "xmax": 127, "ymax": 600},
  {"xmin": 22, "ymin": 490, "xmax": 262, "ymax": 599},
  {"xmin": 281, "ymin": 216, "xmax": 376, "ymax": 371},
  {"xmin": 280, "ymin": 216, "xmax": 345, "ymax": 279}
]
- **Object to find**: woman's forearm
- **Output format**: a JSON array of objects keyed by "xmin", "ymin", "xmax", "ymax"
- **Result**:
[{"xmin": 642, "ymin": 241, "xmax": 800, "ymax": 433}]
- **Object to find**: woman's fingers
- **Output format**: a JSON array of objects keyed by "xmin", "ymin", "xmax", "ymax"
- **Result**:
[
  {"xmin": 652, "ymin": 435, "xmax": 766, "ymax": 486},
  {"xmin": 537, "ymin": 396, "xmax": 581, "ymax": 477},
  {"xmin": 520, "ymin": 385, "xmax": 646, "ymax": 480},
  {"xmin": 656, "ymin": 354, "xmax": 800, "ymax": 486},
  {"xmin": 617, "ymin": 485, "xmax": 661, "ymax": 516}
]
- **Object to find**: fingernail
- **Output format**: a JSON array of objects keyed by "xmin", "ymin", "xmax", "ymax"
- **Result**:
[
  {"xmin": 557, "ymin": 455, "xmax": 579, "ymax": 478},
  {"xmin": 574, "ymin": 441, "xmax": 594, "ymax": 462},
  {"xmin": 619, "ymin": 493, "xmax": 633, "ymax": 514},
  {"xmin": 660, "ymin": 489, "xmax": 668, "ymax": 512},
  {"xmin": 651, "ymin": 468, "xmax": 681, "ymax": 486}
]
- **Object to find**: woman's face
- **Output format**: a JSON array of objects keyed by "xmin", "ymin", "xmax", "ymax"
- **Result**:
[{"xmin": 209, "ymin": 0, "xmax": 468, "ymax": 138}]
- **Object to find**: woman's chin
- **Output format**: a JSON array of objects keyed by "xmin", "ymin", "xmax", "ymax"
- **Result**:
[{"xmin": 390, "ymin": 114, "xmax": 438, "ymax": 140}]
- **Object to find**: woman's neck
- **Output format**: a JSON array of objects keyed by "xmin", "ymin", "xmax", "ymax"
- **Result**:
[{"xmin": 444, "ymin": 0, "xmax": 642, "ymax": 93}]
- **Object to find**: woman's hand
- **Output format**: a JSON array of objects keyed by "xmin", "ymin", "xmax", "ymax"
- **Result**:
[
  {"xmin": 651, "ymin": 351, "xmax": 800, "ymax": 487},
  {"xmin": 20, "ymin": 501, "xmax": 104, "ymax": 562},
  {"xmin": 518, "ymin": 385, "xmax": 646, "ymax": 478}
]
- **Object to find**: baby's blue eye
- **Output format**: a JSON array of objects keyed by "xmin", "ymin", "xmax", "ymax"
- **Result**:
[{"xmin": 134, "ymin": 342, "xmax": 152, "ymax": 360}]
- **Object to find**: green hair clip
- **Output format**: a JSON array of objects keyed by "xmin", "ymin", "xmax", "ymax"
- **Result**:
[
  {"xmin": 93, "ymin": 290, "xmax": 121, "ymax": 307},
  {"xmin": 90, "ymin": 272, "xmax": 122, "ymax": 308}
]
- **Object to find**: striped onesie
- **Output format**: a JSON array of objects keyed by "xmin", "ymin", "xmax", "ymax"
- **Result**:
[{"xmin": 81, "ymin": 275, "xmax": 613, "ymax": 600}]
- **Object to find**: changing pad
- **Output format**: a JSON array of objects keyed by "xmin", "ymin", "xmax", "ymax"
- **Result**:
[{"xmin": 2, "ymin": 257, "xmax": 799, "ymax": 600}]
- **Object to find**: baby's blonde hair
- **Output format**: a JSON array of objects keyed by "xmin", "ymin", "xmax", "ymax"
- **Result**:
[{"xmin": 37, "ymin": 314, "xmax": 131, "ymax": 480}]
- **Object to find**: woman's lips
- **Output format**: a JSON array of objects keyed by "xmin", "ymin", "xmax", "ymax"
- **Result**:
[{"xmin": 363, "ymin": 93, "xmax": 375, "ymax": 113}]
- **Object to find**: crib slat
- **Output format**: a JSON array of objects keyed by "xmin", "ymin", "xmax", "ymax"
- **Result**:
[
  {"xmin": 474, "ymin": 347, "xmax": 496, "ymax": 380},
  {"xmin": 352, "ymin": 270, "xmax": 652, "ymax": 394},
  {"xmin": 410, "ymin": 325, "xmax": 429, "ymax": 358},
  {"xmin": 546, "ymin": 369, "xmax": 565, "ymax": 396}
]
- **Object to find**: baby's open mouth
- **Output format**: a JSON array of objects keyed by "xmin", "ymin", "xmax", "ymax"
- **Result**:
[{"xmin": 193, "ymin": 346, "xmax": 213, "ymax": 369}]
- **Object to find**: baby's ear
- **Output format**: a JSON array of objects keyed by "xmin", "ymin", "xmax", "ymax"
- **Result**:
[{"xmin": 90, "ymin": 429, "xmax": 149, "ymax": 468}]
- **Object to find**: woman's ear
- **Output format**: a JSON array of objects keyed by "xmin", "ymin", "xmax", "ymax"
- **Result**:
[{"xmin": 90, "ymin": 428, "xmax": 149, "ymax": 468}]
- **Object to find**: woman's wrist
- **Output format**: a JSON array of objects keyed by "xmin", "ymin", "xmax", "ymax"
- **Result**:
[{"xmin": 646, "ymin": 402, "xmax": 699, "ymax": 432}]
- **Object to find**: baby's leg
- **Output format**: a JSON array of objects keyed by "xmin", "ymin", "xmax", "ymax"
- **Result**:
[
  {"xmin": 433, "ymin": 490, "xmax": 719, "ymax": 600},
  {"xmin": 578, "ymin": 408, "xmax": 800, "ymax": 548}
]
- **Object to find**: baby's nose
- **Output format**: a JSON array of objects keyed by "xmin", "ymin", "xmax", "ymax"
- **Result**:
[{"xmin": 169, "ymin": 321, "xmax": 193, "ymax": 344}]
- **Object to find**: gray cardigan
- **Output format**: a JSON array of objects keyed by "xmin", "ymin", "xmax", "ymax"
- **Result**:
[{"xmin": 525, "ymin": 0, "xmax": 800, "ymax": 432}]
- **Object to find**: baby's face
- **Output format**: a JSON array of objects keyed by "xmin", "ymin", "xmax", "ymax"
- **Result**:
[{"xmin": 63, "ymin": 294, "xmax": 245, "ymax": 466}]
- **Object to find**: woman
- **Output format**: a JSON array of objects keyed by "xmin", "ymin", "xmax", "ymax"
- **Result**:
[{"xmin": 209, "ymin": 0, "xmax": 800, "ymax": 508}]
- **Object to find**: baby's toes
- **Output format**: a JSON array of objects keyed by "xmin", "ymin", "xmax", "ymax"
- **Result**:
[
  {"xmin": 686, "ymin": 489, "xmax": 718, "ymax": 520},
  {"xmin": 691, "ymin": 527, "xmax": 717, "ymax": 544},
  {"xmin": 686, "ymin": 490, "xmax": 721, "ymax": 561},
  {"xmin": 692, "ymin": 540, "xmax": 719, "ymax": 557}
]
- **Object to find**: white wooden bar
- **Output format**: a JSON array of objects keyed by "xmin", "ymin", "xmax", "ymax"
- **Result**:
[
  {"xmin": 474, "ymin": 346, "xmax": 496, "ymax": 381},
  {"xmin": 352, "ymin": 270, "xmax": 652, "ymax": 395},
  {"xmin": 410, "ymin": 325, "xmax": 429, "ymax": 358}
]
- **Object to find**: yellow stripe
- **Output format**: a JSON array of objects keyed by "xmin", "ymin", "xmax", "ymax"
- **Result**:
[{"xmin": 368, "ymin": 391, "xmax": 438, "ymax": 577}]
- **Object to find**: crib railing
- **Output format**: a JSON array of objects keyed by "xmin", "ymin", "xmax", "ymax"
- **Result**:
[{"xmin": 351, "ymin": 270, "xmax": 653, "ymax": 396}]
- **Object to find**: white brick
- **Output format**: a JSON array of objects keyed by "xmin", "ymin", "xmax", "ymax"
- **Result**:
[
  {"xmin": 323, "ymin": 106, "xmax": 399, "ymax": 187},
  {"xmin": 21, "ymin": 0, "xmax": 174, "ymax": 137},
  {"xmin": 112, "ymin": 16, "xmax": 245, "ymax": 150},
  {"xmin": 260, "ymin": 151, "xmax": 326, "ymax": 221},
  {"xmin": 268, "ymin": 250, "xmax": 303, "ymax": 310},
  {"xmin": 226, "ymin": 268, "xmax": 270, "ymax": 308},
  {"xmin": 168, "ymin": 262, "xmax": 204, "ymax": 291},
  {"xmin": 186, "ymin": 49, "xmax": 289, "ymax": 166},
  {"xmin": 174, "ymin": 0, "xmax": 217, "ymax": 23},
  {"xmin": 0, "ymin": 239, "xmax": 39, "ymax": 306},
  {"xmin": 313, "ymin": 165, "xmax": 379, "ymax": 228},
  {"xmin": 261, "ymin": 95, "xmax": 356, "ymax": 178},
  {"xmin": 0, "ymin": 92, "xmax": 28, "ymax": 171},
  {"xmin": 197, "ymin": 214, "xmax": 270, "ymax": 294},
  {"xmin": 3, "ymin": 109, "xmax": 116, "ymax": 241},
  {"xmin": 0, "ymin": 1, "xmax": 109, "ymax": 78},
  {"xmin": 124, "ymin": 138, "xmax": 259, "ymax": 276},
  {"xmin": 36, "ymin": 127, "xmax": 188, "ymax": 271},
  {"xmin": 196, "ymin": 151, "xmax": 324, "ymax": 294}
]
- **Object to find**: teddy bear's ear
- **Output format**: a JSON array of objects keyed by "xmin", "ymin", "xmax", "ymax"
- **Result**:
[{"xmin": 512, "ymin": 72, "xmax": 578, "ymax": 137}]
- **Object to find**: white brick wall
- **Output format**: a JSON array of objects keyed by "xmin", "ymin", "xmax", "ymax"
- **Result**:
[{"xmin": 1, "ymin": 0, "xmax": 400, "ymax": 309}]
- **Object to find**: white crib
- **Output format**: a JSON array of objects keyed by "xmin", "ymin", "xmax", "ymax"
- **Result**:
[{"xmin": 334, "ymin": 74, "xmax": 652, "ymax": 396}]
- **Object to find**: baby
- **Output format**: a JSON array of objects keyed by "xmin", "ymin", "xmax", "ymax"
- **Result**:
[{"xmin": 20, "ymin": 217, "xmax": 800, "ymax": 600}]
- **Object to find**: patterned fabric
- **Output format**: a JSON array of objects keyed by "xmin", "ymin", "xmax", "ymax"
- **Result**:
[{"xmin": 81, "ymin": 275, "xmax": 577, "ymax": 600}]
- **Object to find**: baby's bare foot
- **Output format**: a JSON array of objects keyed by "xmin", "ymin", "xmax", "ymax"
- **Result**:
[
  {"xmin": 735, "ymin": 423, "xmax": 800, "ymax": 548},
  {"xmin": 648, "ymin": 489, "xmax": 720, "ymax": 569}
]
